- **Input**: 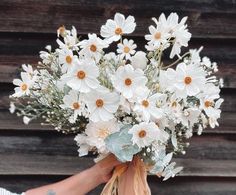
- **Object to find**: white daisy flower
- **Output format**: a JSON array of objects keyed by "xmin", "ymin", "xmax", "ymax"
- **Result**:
[
  {"xmin": 39, "ymin": 47, "xmax": 54, "ymax": 66},
  {"xmin": 57, "ymin": 25, "xmax": 70, "ymax": 37},
  {"xmin": 79, "ymin": 33, "xmax": 108, "ymax": 62},
  {"xmin": 159, "ymin": 69, "xmax": 177, "ymax": 92},
  {"xmin": 128, "ymin": 122, "xmax": 169, "ymax": 148},
  {"xmin": 152, "ymin": 13, "xmax": 191, "ymax": 58},
  {"xmin": 62, "ymin": 58, "xmax": 99, "ymax": 93},
  {"xmin": 12, "ymin": 72, "xmax": 32, "ymax": 97},
  {"xmin": 100, "ymin": 13, "xmax": 136, "ymax": 43},
  {"xmin": 134, "ymin": 90, "xmax": 166, "ymax": 121},
  {"xmin": 60, "ymin": 90, "xmax": 86, "ymax": 123},
  {"xmin": 74, "ymin": 134, "xmax": 91, "ymax": 157},
  {"xmin": 58, "ymin": 48, "xmax": 77, "ymax": 73},
  {"xmin": 57, "ymin": 26, "xmax": 79, "ymax": 50},
  {"xmin": 85, "ymin": 88, "xmax": 120, "ymax": 122},
  {"xmin": 181, "ymin": 108, "xmax": 201, "ymax": 127},
  {"xmin": 168, "ymin": 15, "xmax": 191, "ymax": 58},
  {"xmin": 112, "ymin": 64, "xmax": 147, "ymax": 99},
  {"xmin": 145, "ymin": 18, "xmax": 170, "ymax": 48},
  {"xmin": 204, "ymin": 98, "xmax": 223, "ymax": 129},
  {"xmin": 117, "ymin": 39, "xmax": 137, "ymax": 60},
  {"xmin": 85, "ymin": 119, "xmax": 120, "ymax": 153},
  {"xmin": 173, "ymin": 63, "xmax": 206, "ymax": 97},
  {"xmin": 22, "ymin": 64, "xmax": 38, "ymax": 82}
]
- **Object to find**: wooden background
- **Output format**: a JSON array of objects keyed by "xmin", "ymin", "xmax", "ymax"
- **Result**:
[{"xmin": 0, "ymin": 0, "xmax": 236, "ymax": 194}]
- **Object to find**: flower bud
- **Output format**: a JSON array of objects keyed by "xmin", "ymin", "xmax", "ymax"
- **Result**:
[{"xmin": 131, "ymin": 51, "xmax": 147, "ymax": 70}]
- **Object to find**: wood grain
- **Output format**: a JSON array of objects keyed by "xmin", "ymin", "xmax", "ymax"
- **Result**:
[
  {"xmin": 0, "ymin": 176, "xmax": 236, "ymax": 195},
  {"xmin": 0, "ymin": 132, "xmax": 235, "ymax": 162},
  {"xmin": 0, "ymin": 0, "xmax": 235, "ymax": 38},
  {"xmin": 0, "ymin": 1, "xmax": 236, "ymax": 194}
]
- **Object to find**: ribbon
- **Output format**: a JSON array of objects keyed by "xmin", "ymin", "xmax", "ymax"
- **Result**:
[{"xmin": 101, "ymin": 156, "xmax": 151, "ymax": 195}]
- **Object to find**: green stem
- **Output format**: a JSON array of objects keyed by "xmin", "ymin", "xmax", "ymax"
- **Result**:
[{"xmin": 162, "ymin": 52, "xmax": 190, "ymax": 70}]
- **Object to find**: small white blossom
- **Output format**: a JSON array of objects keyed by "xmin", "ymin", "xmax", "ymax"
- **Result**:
[
  {"xmin": 12, "ymin": 72, "xmax": 32, "ymax": 97},
  {"xmin": 60, "ymin": 90, "xmax": 86, "ymax": 123},
  {"xmin": 79, "ymin": 33, "xmax": 108, "ymax": 62},
  {"xmin": 84, "ymin": 119, "xmax": 120, "ymax": 153},
  {"xmin": 117, "ymin": 39, "xmax": 136, "ymax": 60},
  {"xmin": 112, "ymin": 64, "xmax": 147, "ymax": 99},
  {"xmin": 85, "ymin": 88, "xmax": 120, "ymax": 122},
  {"xmin": 128, "ymin": 122, "xmax": 169, "ymax": 148},
  {"xmin": 62, "ymin": 58, "xmax": 99, "ymax": 93},
  {"xmin": 100, "ymin": 13, "xmax": 136, "ymax": 43}
]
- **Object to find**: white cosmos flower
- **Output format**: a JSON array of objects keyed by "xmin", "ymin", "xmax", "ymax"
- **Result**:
[
  {"xmin": 21, "ymin": 64, "xmax": 39, "ymax": 84},
  {"xmin": 204, "ymin": 98, "xmax": 223, "ymax": 129},
  {"xmin": 57, "ymin": 25, "xmax": 70, "ymax": 37},
  {"xmin": 100, "ymin": 13, "xmax": 136, "ymax": 43},
  {"xmin": 159, "ymin": 69, "xmax": 176, "ymax": 92},
  {"xmin": 112, "ymin": 64, "xmax": 147, "ymax": 99},
  {"xmin": 58, "ymin": 48, "xmax": 77, "ymax": 73},
  {"xmin": 181, "ymin": 108, "xmax": 201, "ymax": 127},
  {"xmin": 85, "ymin": 119, "xmax": 120, "ymax": 153},
  {"xmin": 172, "ymin": 63, "xmax": 206, "ymax": 97},
  {"xmin": 12, "ymin": 72, "xmax": 32, "ymax": 97},
  {"xmin": 74, "ymin": 134, "xmax": 91, "ymax": 157},
  {"xmin": 60, "ymin": 90, "xmax": 86, "ymax": 123},
  {"xmin": 169, "ymin": 17, "xmax": 191, "ymax": 58},
  {"xmin": 79, "ymin": 33, "xmax": 108, "ymax": 62},
  {"xmin": 151, "ymin": 13, "xmax": 191, "ymax": 58},
  {"xmin": 128, "ymin": 122, "xmax": 169, "ymax": 148},
  {"xmin": 62, "ymin": 58, "xmax": 99, "ymax": 93},
  {"xmin": 145, "ymin": 18, "xmax": 170, "ymax": 49},
  {"xmin": 85, "ymin": 88, "xmax": 120, "ymax": 122},
  {"xmin": 130, "ymin": 51, "xmax": 148, "ymax": 70},
  {"xmin": 134, "ymin": 90, "xmax": 166, "ymax": 121},
  {"xmin": 117, "ymin": 39, "xmax": 137, "ymax": 60},
  {"xmin": 57, "ymin": 26, "xmax": 79, "ymax": 50}
]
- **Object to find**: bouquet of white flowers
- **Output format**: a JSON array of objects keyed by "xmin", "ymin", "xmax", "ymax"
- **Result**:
[{"xmin": 10, "ymin": 12, "xmax": 223, "ymax": 194}]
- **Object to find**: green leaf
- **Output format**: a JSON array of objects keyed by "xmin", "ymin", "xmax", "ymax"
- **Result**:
[{"xmin": 105, "ymin": 124, "xmax": 141, "ymax": 162}]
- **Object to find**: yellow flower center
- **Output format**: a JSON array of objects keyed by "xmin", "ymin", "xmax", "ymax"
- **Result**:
[
  {"xmin": 205, "ymin": 100, "xmax": 213, "ymax": 108},
  {"xmin": 125, "ymin": 78, "xmax": 132, "ymax": 86},
  {"xmin": 98, "ymin": 128, "xmax": 110, "ymax": 139},
  {"xmin": 72, "ymin": 102, "xmax": 80, "ymax": 110},
  {"xmin": 184, "ymin": 76, "xmax": 192, "ymax": 85},
  {"xmin": 58, "ymin": 25, "xmax": 66, "ymax": 35},
  {"xmin": 90, "ymin": 44, "xmax": 97, "ymax": 52},
  {"xmin": 138, "ymin": 130, "xmax": 147, "ymax": 138},
  {"xmin": 115, "ymin": 27, "xmax": 123, "ymax": 35},
  {"xmin": 155, "ymin": 32, "xmax": 161, "ymax": 40},
  {"xmin": 142, "ymin": 100, "xmax": 149, "ymax": 108},
  {"xmin": 96, "ymin": 99, "xmax": 104, "ymax": 107},
  {"xmin": 21, "ymin": 83, "xmax": 28, "ymax": 91},
  {"xmin": 123, "ymin": 46, "xmax": 130, "ymax": 53},
  {"xmin": 66, "ymin": 55, "xmax": 72, "ymax": 64},
  {"xmin": 171, "ymin": 101, "xmax": 177, "ymax": 107},
  {"xmin": 77, "ymin": 71, "xmax": 86, "ymax": 79}
]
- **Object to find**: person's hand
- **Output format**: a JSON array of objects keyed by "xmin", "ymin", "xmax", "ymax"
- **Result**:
[
  {"xmin": 92, "ymin": 154, "xmax": 121, "ymax": 183},
  {"xmin": 25, "ymin": 154, "xmax": 121, "ymax": 195}
]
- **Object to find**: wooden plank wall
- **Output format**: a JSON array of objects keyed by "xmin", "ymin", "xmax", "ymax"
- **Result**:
[{"xmin": 0, "ymin": 0, "xmax": 236, "ymax": 194}]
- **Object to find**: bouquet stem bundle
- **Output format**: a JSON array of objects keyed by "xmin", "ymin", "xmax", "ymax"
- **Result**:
[{"xmin": 101, "ymin": 156, "xmax": 150, "ymax": 195}]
